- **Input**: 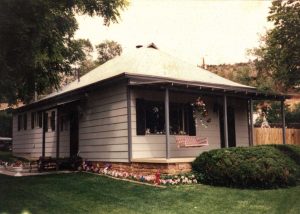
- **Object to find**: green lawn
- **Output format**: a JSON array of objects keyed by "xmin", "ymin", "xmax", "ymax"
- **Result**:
[
  {"xmin": 0, "ymin": 173, "xmax": 299, "ymax": 214},
  {"xmin": 0, "ymin": 151, "xmax": 28, "ymax": 163}
]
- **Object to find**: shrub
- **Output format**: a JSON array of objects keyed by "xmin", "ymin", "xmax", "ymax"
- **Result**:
[
  {"xmin": 58, "ymin": 156, "xmax": 83, "ymax": 170},
  {"xmin": 192, "ymin": 146, "xmax": 298, "ymax": 188}
]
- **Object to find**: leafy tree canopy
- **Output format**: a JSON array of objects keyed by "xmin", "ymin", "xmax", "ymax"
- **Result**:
[
  {"xmin": 64, "ymin": 40, "xmax": 123, "ymax": 85},
  {"xmin": 0, "ymin": 0, "xmax": 128, "ymax": 104},
  {"xmin": 0, "ymin": 110, "xmax": 12, "ymax": 137},
  {"xmin": 250, "ymin": 0, "xmax": 300, "ymax": 92},
  {"xmin": 255, "ymin": 102, "xmax": 300, "ymax": 127},
  {"xmin": 96, "ymin": 40, "xmax": 122, "ymax": 65}
]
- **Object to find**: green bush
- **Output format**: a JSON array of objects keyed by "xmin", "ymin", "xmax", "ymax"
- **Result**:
[{"xmin": 192, "ymin": 146, "xmax": 299, "ymax": 188}]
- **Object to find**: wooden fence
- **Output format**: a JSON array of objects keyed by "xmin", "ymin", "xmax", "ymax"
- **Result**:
[{"xmin": 254, "ymin": 128, "xmax": 300, "ymax": 145}]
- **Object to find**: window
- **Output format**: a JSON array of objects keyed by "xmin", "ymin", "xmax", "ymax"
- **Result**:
[
  {"xmin": 50, "ymin": 111, "xmax": 55, "ymax": 131},
  {"xmin": 23, "ymin": 113, "xmax": 27, "ymax": 130},
  {"xmin": 18, "ymin": 115, "xmax": 22, "ymax": 131},
  {"xmin": 44, "ymin": 112, "xmax": 48, "ymax": 132},
  {"xmin": 136, "ymin": 99, "xmax": 195, "ymax": 136},
  {"xmin": 145, "ymin": 101, "xmax": 165, "ymax": 134},
  {"xmin": 169, "ymin": 104, "xmax": 187, "ymax": 135},
  {"xmin": 60, "ymin": 116, "xmax": 64, "ymax": 131},
  {"xmin": 31, "ymin": 112, "xmax": 36, "ymax": 129},
  {"xmin": 38, "ymin": 111, "xmax": 43, "ymax": 128},
  {"xmin": 59, "ymin": 115, "xmax": 68, "ymax": 131},
  {"xmin": 60, "ymin": 115, "xmax": 68, "ymax": 131}
]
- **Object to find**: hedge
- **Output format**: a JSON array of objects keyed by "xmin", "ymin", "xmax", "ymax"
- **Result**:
[{"xmin": 192, "ymin": 146, "xmax": 299, "ymax": 188}]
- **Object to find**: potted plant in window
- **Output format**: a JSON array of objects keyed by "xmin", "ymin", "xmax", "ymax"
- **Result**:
[{"xmin": 191, "ymin": 97, "xmax": 211, "ymax": 127}]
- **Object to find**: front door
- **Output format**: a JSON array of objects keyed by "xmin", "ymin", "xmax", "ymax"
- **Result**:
[
  {"xmin": 227, "ymin": 107, "xmax": 236, "ymax": 147},
  {"xmin": 69, "ymin": 109, "xmax": 79, "ymax": 157},
  {"xmin": 219, "ymin": 106, "xmax": 236, "ymax": 148}
]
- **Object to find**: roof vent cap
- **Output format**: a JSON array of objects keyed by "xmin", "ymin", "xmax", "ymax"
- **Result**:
[{"xmin": 147, "ymin": 43, "xmax": 158, "ymax": 49}]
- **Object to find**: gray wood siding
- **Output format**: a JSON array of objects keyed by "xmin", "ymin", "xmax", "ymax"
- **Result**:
[
  {"xmin": 12, "ymin": 108, "xmax": 62, "ymax": 159},
  {"xmin": 13, "ymin": 109, "xmax": 70, "ymax": 159},
  {"xmin": 131, "ymin": 89, "xmax": 222, "ymax": 159},
  {"xmin": 78, "ymin": 83, "xmax": 129, "ymax": 162},
  {"xmin": 12, "ymin": 83, "xmax": 128, "ymax": 161},
  {"xmin": 13, "ymin": 111, "xmax": 41, "ymax": 159},
  {"xmin": 12, "ymin": 84, "xmax": 249, "ymax": 162}
]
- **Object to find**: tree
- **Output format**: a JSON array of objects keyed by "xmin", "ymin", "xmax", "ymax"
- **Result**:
[
  {"xmin": 0, "ymin": 0, "xmax": 128, "ymax": 104},
  {"xmin": 0, "ymin": 110, "xmax": 12, "ymax": 137},
  {"xmin": 55, "ymin": 39, "xmax": 96, "ymax": 88},
  {"xmin": 206, "ymin": 62, "xmax": 268, "ymax": 89},
  {"xmin": 250, "ymin": 0, "xmax": 300, "ymax": 92},
  {"xmin": 96, "ymin": 40, "xmax": 122, "ymax": 65},
  {"xmin": 255, "ymin": 101, "xmax": 300, "ymax": 127}
]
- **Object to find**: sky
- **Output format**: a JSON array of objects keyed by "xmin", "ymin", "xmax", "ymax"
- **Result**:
[{"xmin": 75, "ymin": 0, "xmax": 273, "ymax": 65}]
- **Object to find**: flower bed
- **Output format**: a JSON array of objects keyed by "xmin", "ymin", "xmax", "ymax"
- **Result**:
[
  {"xmin": 81, "ymin": 161, "xmax": 198, "ymax": 186},
  {"xmin": 0, "ymin": 160, "xmax": 23, "ymax": 168}
]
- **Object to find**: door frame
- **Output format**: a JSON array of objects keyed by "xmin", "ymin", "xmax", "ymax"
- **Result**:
[{"xmin": 69, "ymin": 108, "xmax": 79, "ymax": 157}]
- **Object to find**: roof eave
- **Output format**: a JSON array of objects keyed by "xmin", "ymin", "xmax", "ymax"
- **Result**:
[
  {"xmin": 125, "ymin": 73, "xmax": 288, "ymax": 100},
  {"xmin": 14, "ymin": 73, "xmax": 128, "ymax": 113}
]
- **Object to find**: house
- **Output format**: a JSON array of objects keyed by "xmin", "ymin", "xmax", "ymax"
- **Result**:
[{"xmin": 12, "ymin": 45, "xmax": 287, "ymax": 174}]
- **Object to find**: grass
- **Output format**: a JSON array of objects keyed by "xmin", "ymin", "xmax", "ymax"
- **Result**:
[
  {"xmin": 0, "ymin": 173, "xmax": 299, "ymax": 214},
  {"xmin": 0, "ymin": 151, "xmax": 28, "ymax": 163},
  {"xmin": 0, "ymin": 146, "xmax": 299, "ymax": 214}
]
